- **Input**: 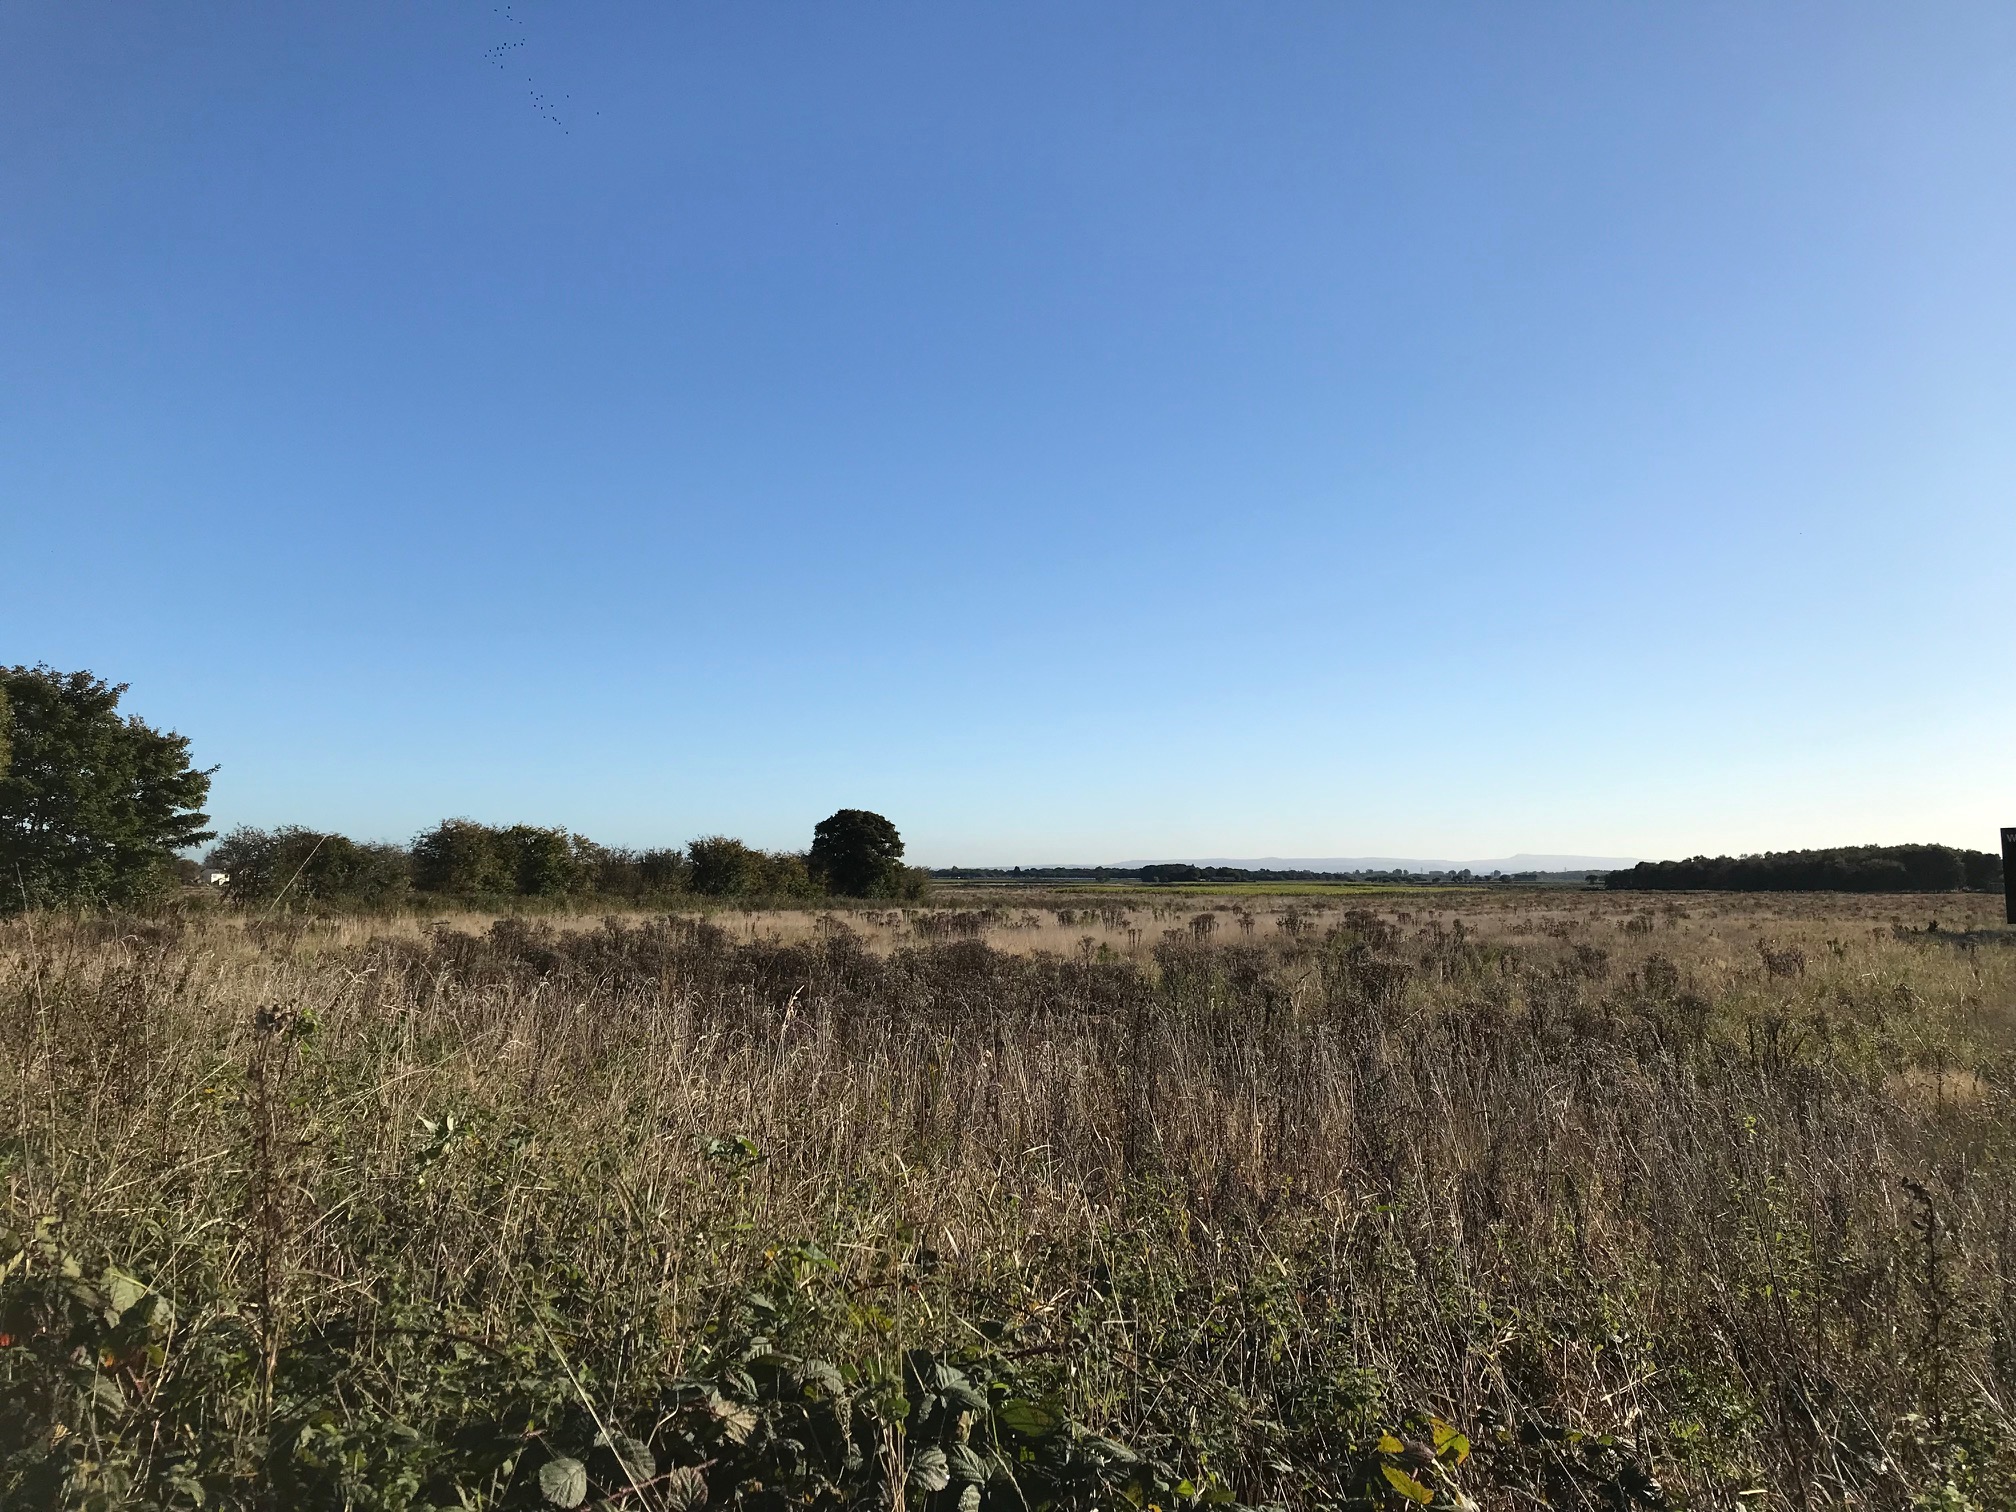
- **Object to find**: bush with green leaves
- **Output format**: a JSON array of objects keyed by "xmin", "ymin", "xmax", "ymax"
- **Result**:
[
  {"xmin": 412, "ymin": 818, "xmax": 518, "ymax": 894},
  {"xmin": 409, "ymin": 820, "xmax": 589, "ymax": 898},
  {"xmin": 207, "ymin": 825, "xmax": 411, "ymax": 906},
  {"xmin": 499, "ymin": 825, "xmax": 582, "ymax": 896},
  {"xmin": 688, "ymin": 835, "xmax": 820, "ymax": 899},
  {"xmin": 569, "ymin": 840, "xmax": 692, "ymax": 900},
  {"xmin": 210, "ymin": 819, "xmax": 824, "ymax": 910}
]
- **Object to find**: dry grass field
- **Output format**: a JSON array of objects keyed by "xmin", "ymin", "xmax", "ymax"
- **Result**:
[{"xmin": 4, "ymin": 888, "xmax": 2013, "ymax": 1509}]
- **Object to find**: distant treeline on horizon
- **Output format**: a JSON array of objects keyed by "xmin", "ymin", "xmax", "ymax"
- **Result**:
[
  {"xmin": 1605, "ymin": 843, "xmax": 2003, "ymax": 894},
  {"xmin": 929, "ymin": 863, "xmax": 1583, "ymax": 885},
  {"xmin": 206, "ymin": 830, "xmax": 2006, "ymax": 904}
]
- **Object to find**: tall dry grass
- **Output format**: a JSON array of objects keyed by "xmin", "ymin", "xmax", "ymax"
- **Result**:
[{"xmin": 3, "ymin": 890, "xmax": 2013, "ymax": 1508}]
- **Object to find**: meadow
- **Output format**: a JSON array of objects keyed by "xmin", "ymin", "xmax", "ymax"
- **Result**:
[{"xmin": 4, "ymin": 887, "xmax": 2013, "ymax": 1510}]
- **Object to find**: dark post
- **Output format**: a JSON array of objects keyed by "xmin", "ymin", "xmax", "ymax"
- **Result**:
[{"xmin": 2004, "ymin": 827, "xmax": 2016, "ymax": 925}]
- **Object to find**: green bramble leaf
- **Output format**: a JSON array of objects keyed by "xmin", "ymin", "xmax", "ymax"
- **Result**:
[
  {"xmin": 945, "ymin": 1442, "xmax": 989, "ymax": 1484},
  {"xmin": 662, "ymin": 1465, "xmax": 708, "ymax": 1512},
  {"xmin": 596, "ymin": 1429, "xmax": 655, "ymax": 1484},
  {"xmin": 707, "ymin": 1393, "xmax": 759, "ymax": 1444},
  {"xmin": 103, "ymin": 1268, "xmax": 148, "ymax": 1318},
  {"xmin": 797, "ymin": 1359, "xmax": 845, "ymax": 1397},
  {"xmin": 702, "ymin": 1134, "xmax": 762, "ymax": 1164},
  {"xmin": 539, "ymin": 1456, "xmax": 588, "ymax": 1508},
  {"xmin": 997, "ymin": 1398, "xmax": 1062, "ymax": 1439},
  {"xmin": 908, "ymin": 1446, "xmax": 951, "ymax": 1496}
]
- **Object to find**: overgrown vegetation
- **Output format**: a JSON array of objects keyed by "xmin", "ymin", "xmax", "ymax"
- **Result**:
[
  {"xmin": 5, "ymin": 890, "xmax": 2013, "ymax": 1509},
  {"xmin": 1607, "ymin": 844, "xmax": 2002, "ymax": 895}
]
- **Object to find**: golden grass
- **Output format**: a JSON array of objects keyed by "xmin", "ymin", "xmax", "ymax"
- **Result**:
[{"xmin": 4, "ymin": 888, "xmax": 2014, "ymax": 1508}]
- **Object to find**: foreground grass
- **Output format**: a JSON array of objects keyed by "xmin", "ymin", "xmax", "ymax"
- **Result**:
[{"xmin": 4, "ymin": 892, "xmax": 2014, "ymax": 1509}]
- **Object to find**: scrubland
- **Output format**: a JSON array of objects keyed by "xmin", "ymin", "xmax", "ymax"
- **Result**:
[{"xmin": 4, "ymin": 889, "xmax": 2013, "ymax": 1509}]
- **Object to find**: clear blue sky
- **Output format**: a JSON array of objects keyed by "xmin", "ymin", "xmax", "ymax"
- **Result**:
[{"xmin": 4, "ymin": 2, "xmax": 2011, "ymax": 864}]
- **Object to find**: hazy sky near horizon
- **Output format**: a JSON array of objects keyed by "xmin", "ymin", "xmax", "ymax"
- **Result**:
[{"xmin": 4, "ymin": 2, "xmax": 2012, "ymax": 865}]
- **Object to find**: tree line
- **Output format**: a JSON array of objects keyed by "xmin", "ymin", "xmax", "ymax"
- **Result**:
[
  {"xmin": 1605, "ymin": 844, "xmax": 2003, "ymax": 894},
  {"xmin": 4, "ymin": 663, "xmax": 2007, "ymax": 912},
  {"xmin": 0, "ymin": 663, "xmax": 920, "ymax": 912},
  {"xmin": 207, "ymin": 812, "xmax": 924, "ymax": 906}
]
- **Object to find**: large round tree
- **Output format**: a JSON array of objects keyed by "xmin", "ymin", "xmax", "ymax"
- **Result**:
[
  {"xmin": 0, "ymin": 666, "xmax": 214, "ymax": 911},
  {"xmin": 808, "ymin": 808, "xmax": 906, "ymax": 897}
]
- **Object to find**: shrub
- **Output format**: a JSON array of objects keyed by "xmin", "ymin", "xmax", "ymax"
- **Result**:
[
  {"xmin": 411, "ymin": 819, "xmax": 515, "ymax": 894},
  {"xmin": 688, "ymin": 834, "xmax": 760, "ymax": 896},
  {"xmin": 635, "ymin": 846, "xmax": 691, "ymax": 893},
  {"xmin": 207, "ymin": 826, "xmax": 410, "ymax": 905},
  {"xmin": 570, "ymin": 840, "xmax": 691, "ymax": 899},
  {"xmin": 690, "ymin": 836, "xmax": 821, "ymax": 899},
  {"xmin": 752, "ymin": 849, "xmax": 822, "ymax": 899},
  {"xmin": 499, "ymin": 824, "xmax": 580, "ymax": 896}
]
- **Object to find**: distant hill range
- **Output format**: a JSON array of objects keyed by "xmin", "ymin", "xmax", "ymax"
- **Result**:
[
  {"xmin": 1126, "ymin": 854, "xmax": 1636, "ymax": 874},
  {"xmin": 930, "ymin": 853, "xmax": 1635, "ymax": 883}
]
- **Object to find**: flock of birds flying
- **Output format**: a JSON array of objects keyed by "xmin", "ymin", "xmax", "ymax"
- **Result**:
[{"xmin": 484, "ymin": 4, "xmax": 573, "ymax": 133}]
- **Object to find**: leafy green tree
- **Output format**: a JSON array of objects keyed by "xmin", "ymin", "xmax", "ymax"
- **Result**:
[
  {"xmin": 0, "ymin": 665, "xmax": 214, "ymax": 911},
  {"xmin": 809, "ymin": 809, "xmax": 906, "ymax": 897}
]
